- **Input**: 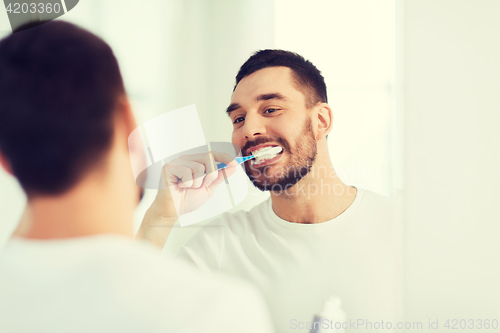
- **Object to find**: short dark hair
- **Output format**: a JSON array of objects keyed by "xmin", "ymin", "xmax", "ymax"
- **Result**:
[
  {"xmin": 0, "ymin": 21, "xmax": 125, "ymax": 196},
  {"xmin": 234, "ymin": 49, "xmax": 327, "ymax": 108}
]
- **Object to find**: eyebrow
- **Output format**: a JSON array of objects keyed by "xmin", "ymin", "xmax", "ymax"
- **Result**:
[
  {"xmin": 226, "ymin": 103, "xmax": 241, "ymax": 115},
  {"xmin": 256, "ymin": 93, "xmax": 287, "ymax": 102},
  {"xmin": 226, "ymin": 93, "xmax": 287, "ymax": 115}
]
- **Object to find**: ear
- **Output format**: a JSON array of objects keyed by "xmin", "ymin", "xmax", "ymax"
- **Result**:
[
  {"xmin": 116, "ymin": 95, "xmax": 137, "ymax": 137},
  {"xmin": 314, "ymin": 103, "xmax": 333, "ymax": 140},
  {"xmin": 0, "ymin": 150, "xmax": 14, "ymax": 176}
]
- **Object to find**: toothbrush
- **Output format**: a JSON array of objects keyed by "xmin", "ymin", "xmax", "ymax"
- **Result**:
[
  {"xmin": 176, "ymin": 146, "xmax": 283, "ymax": 181},
  {"xmin": 216, "ymin": 146, "xmax": 283, "ymax": 170}
]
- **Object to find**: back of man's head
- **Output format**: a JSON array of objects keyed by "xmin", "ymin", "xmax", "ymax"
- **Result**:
[{"xmin": 0, "ymin": 21, "xmax": 125, "ymax": 197}]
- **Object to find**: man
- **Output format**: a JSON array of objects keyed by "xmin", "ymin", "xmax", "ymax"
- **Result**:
[
  {"xmin": 0, "ymin": 21, "xmax": 273, "ymax": 333},
  {"xmin": 139, "ymin": 50, "xmax": 401, "ymax": 332}
]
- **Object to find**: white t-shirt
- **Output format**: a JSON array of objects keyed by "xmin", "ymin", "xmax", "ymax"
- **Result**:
[
  {"xmin": 178, "ymin": 188, "xmax": 402, "ymax": 333},
  {"xmin": 0, "ymin": 234, "xmax": 273, "ymax": 333}
]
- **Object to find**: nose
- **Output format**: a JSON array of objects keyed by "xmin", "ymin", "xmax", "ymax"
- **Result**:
[{"xmin": 242, "ymin": 114, "xmax": 266, "ymax": 139}]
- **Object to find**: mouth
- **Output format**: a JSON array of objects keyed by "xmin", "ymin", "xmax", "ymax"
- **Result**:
[{"xmin": 246, "ymin": 144, "xmax": 284, "ymax": 167}]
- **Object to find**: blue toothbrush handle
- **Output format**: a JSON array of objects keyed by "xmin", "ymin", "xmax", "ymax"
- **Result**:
[
  {"xmin": 216, "ymin": 156, "xmax": 254, "ymax": 170},
  {"xmin": 216, "ymin": 162, "xmax": 229, "ymax": 169},
  {"xmin": 178, "ymin": 156, "xmax": 254, "ymax": 180}
]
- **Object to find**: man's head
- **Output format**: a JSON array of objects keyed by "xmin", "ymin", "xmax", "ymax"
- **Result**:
[
  {"xmin": 0, "ymin": 21, "xmax": 139, "ymax": 201},
  {"xmin": 234, "ymin": 49, "xmax": 327, "ymax": 108},
  {"xmin": 228, "ymin": 50, "xmax": 333, "ymax": 192}
]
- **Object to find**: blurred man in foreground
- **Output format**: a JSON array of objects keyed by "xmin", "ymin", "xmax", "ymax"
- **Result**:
[{"xmin": 0, "ymin": 21, "xmax": 272, "ymax": 333}]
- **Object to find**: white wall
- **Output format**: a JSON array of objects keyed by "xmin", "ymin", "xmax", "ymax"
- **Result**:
[
  {"xmin": 0, "ymin": 7, "xmax": 27, "ymax": 248},
  {"xmin": 404, "ymin": 0, "xmax": 500, "ymax": 328},
  {"xmin": 275, "ymin": 0, "xmax": 401, "ymax": 197}
]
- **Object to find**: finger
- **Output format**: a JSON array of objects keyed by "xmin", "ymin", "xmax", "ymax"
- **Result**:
[
  {"xmin": 163, "ymin": 163, "xmax": 193, "ymax": 188},
  {"xmin": 176, "ymin": 168, "xmax": 194, "ymax": 188},
  {"xmin": 179, "ymin": 152, "xmax": 218, "ymax": 188},
  {"xmin": 203, "ymin": 163, "xmax": 238, "ymax": 190},
  {"xmin": 178, "ymin": 153, "xmax": 213, "ymax": 171},
  {"xmin": 202, "ymin": 169, "xmax": 218, "ymax": 189},
  {"xmin": 169, "ymin": 159, "xmax": 206, "ymax": 188},
  {"xmin": 222, "ymin": 164, "xmax": 237, "ymax": 178},
  {"xmin": 210, "ymin": 151, "xmax": 238, "ymax": 167},
  {"xmin": 179, "ymin": 151, "xmax": 238, "ymax": 171},
  {"xmin": 191, "ymin": 165, "xmax": 205, "ymax": 189},
  {"xmin": 164, "ymin": 154, "xmax": 217, "ymax": 189},
  {"xmin": 205, "ymin": 168, "xmax": 230, "ymax": 193}
]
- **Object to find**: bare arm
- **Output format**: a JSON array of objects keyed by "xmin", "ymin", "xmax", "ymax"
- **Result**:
[
  {"xmin": 135, "ymin": 195, "xmax": 177, "ymax": 248},
  {"xmin": 136, "ymin": 174, "xmax": 180, "ymax": 248}
]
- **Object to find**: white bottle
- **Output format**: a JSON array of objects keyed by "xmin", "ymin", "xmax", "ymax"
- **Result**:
[{"xmin": 310, "ymin": 296, "xmax": 346, "ymax": 333}]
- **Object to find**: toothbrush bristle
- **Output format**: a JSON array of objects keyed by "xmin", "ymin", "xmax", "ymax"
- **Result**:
[{"xmin": 253, "ymin": 146, "xmax": 283, "ymax": 157}]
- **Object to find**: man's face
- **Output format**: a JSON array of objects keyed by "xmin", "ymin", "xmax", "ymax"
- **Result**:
[{"xmin": 228, "ymin": 67, "xmax": 317, "ymax": 192}]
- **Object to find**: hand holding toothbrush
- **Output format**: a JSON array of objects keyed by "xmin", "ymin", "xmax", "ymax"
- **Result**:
[
  {"xmin": 137, "ymin": 148, "xmax": 282, "ymax": 248},
  {"xmin": 137, "ymin": 150, "xmax": 237, "ymax": 248}
]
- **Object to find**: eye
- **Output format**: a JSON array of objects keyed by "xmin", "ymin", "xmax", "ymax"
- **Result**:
[
  {"xmin": 264, "ymin": 108, "xmax": 278, "ymax": 114},
  {"xmin": 233, "ymin": 116, "xmax": 245, "ymax": 124}
]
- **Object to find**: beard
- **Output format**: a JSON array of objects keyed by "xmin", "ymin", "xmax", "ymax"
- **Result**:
[{"xmin": 243, "ymin": 117, "xmax": 317, "ymax": 192}]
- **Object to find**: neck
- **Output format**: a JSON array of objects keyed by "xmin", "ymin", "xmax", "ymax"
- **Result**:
[
  {"xmin": 270, "ymin": 151, "xmax": 357, "ymax": 224},
  {"xmin": 13, "ymin": 157, "xmax": 136, "ymax": 240}
]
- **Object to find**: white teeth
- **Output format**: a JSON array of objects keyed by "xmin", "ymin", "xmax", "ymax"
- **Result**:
[
  {"xmin": 250, "ymin": 146, "xmax": 283, "ymax": 165},
  {"xmin": 252, "ymin": 146, "xmax": 283, "ymax": 157}
]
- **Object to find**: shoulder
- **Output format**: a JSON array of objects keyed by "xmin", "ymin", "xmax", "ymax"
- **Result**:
[
  {"xmin": 352, "ymin": 188, "xmax": 403, "ymax": 236},
  {"xmin": 96, "ymin": 238, "xmax": 237, "ymax": 302},
  {"xmin": 95, "ymin": 238, "xmax": 272, "ymax": 332},
  {"xmin": 0, "ymin": 236, "xmax": 266, "ymax": 331},
  {"xmin": 130, "ymin": 240, "xmax": 273, "ymax": 331},
  {"xmin": 358, "ymin": 187, "xmax": 402, "ymax": 213}
]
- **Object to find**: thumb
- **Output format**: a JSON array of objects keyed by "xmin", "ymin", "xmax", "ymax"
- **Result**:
[{"xmin": 206, "ymin": 166, "xmax": 236, "ymax": 193}]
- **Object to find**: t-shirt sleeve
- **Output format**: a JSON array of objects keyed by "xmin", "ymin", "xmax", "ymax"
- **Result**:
[{"xmin": 176, "ymin": 217, "xmax": 226, "ymax": 272}]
